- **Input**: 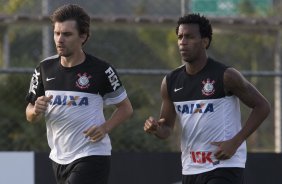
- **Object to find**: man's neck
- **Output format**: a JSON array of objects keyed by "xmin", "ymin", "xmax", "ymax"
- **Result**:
[
  {"xmin": 185, "ymin": 57, "xmax": 208, "ymax": 75},
  {"xmin": 60, "ymin": 50, "xmax": 86, "ymax": 67}
]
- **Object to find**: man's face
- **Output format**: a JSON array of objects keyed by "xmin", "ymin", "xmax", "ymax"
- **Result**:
[
  {"xmin": 53, "ymin": 20, "xmax": 85, "ymax": 57},
  {"xmin": 177, "ymin": 24, "xmax": 206, "ymax": 63}
]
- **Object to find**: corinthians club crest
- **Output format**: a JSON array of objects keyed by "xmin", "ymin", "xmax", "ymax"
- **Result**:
[
  {"xmin": 76, "ymin": 73, "xmax": 92, "ymax": 89},
  {"xmin": 202, "ymin": 78, "xmax": 215, "ymax": 96}
]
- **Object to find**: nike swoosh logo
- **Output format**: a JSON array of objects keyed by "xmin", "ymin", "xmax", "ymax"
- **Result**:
[
  {"xmin": 174, "ymin": 87, "xmax": 183, "ymax": 92},
  {"xmin": 46, "ymin": 77, "xmax": 55, "ymax": 81}
]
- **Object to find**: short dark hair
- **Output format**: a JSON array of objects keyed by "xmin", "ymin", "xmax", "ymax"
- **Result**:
[
  {"xmin": 176, "ymin": 13, "xmax": 212, "ymax": 49},
  {"xmin": 50, "ymin": 4, "xmax": 90, "ymax": 44}
]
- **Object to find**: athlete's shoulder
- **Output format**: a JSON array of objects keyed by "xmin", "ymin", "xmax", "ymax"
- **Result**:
[
  {"xmin": 165, "ymin": 65, "xmax": 185, "ymax": 81},
  {"xmin": 168, "ymin": 64, "xmax": 185, "ymax": 75},
  {"xmin": 34, "ymin": 55, "xmax": 60, "ymax": 71},
  {"xmin": 40, "ymin": 55, "xmax": 60, "ymax": 64},
  {"xmin": 165, "ymin": 65, "xmax": 185, "ymax": 91},
  {"xmin": 85, "ymin": 53, "xmax": 112, "ymax": 68},
  {"xmin": 208, "ymin": 57, "xmax": 229, "ymax": 70}
]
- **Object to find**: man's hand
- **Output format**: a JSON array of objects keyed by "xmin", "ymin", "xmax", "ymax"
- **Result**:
[
  {"xmin": 26, "ymin": 95, "xmax": 53, "ymax": 123},
  {"xmin": 211, "ymin": 138, "xmax": 241, "ymax": 160},
  {"xmin": 144, "ymin": 116, "xmax": 165, "ymax": 135},
  {"xmin": 33, "ymin": 95, "xmax": 53, "ymax": 115},
  {"xmin": 83, "ymin": 124, "xmax": 109, "ymax": 143}
]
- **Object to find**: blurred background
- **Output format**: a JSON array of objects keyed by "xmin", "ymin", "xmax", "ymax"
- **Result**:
[{"xmin": 0, "ymin": 0, "xmax": 281, "ymax": 154}]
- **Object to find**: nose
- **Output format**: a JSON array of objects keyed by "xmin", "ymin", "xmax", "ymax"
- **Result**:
[
  {"xmin": 179, "ymin": 37, "xmax": 187, "ymax": 45},
  {"xmin": 58, "ymin": 34, "xmax": 63, "ymax": 42},
  {"xmin": 55, "ymin": 33, "xmax": 64, "ymax": 43}
]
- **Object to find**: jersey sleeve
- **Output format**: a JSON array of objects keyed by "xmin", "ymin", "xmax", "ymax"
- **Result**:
[
  {"xmin": 102, "ymin": 65, "xmax": 127, "ymax": 105},
  {"xmin": 25, "ymin": 65, "xmax": 45, "ymax": 104}
]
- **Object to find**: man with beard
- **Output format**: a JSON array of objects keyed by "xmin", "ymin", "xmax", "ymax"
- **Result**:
[
  {"xmin": 144, "ymin": 13, "xmax": 270, "ymax": 184},
  {"xmin": 25, "ymin": 4, "xmax": 133, "ymax": 184}
]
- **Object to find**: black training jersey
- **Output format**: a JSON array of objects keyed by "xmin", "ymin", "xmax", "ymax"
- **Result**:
[
  {"xmin": 166, "ymin": 58, "xmax": 226, "ymax": 102},
  {"xmin": 166, "ymin": 58, "xmax": 246, "ymax": 175},
  {"xmin": 26, "ymin": 53, "xmax": 127, "ymax": 164}
]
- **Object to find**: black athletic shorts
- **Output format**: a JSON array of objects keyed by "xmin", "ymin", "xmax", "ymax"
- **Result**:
[
  {"xmin": 52, "ymin": 155, "xmax": 111, "ymax": 184},
  {"xmin": 182, "ymin": 167, "xmax": 245, "ymax": 184}
]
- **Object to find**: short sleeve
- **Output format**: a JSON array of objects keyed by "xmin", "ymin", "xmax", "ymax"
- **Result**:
[
  {"xmin": 25, "ymin": 66, "xmax": 45, "ymax": 104},
  {"xmin": 102, "ymin": 65, "xmax": 127, "ymax": 105}
]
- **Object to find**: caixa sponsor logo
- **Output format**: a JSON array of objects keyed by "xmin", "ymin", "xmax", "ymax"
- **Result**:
[
  {"xmin": 50, "ymin": 95, "xmax": 88, "ymax": 106},
  {"xmin": 190, "ymin": 151, "xmax": 220, "ymax": 166},
  {"xmin": 176, "ymin": 103, "xmax": 214, "ymax": 114}
]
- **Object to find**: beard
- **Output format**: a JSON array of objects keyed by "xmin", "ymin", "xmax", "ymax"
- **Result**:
[
  {"xmin": 181, "ymin": 53, "xmax": 194, "ymax": 63},
  {"xmin": 57, "ymin": 48, "xmax": 72, "ymax": 57}
]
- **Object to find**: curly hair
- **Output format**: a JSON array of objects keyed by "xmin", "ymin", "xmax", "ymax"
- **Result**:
[
  {"xmin": 50, "ymin": 4, "xmax": 90, "ymax": 45},
  {"xmin": 176, "ymin": 13, "xmax": 213, "ymax": 49}
]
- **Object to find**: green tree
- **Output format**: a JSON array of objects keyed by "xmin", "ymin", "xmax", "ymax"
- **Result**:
[
  {"xmin": 0, "ymin": 0, "xmax": 35, "ymax": 67},
  {"xmin": 0, "ymin": 0, "xmax": 30, "ymax": 13},
  {"xmin": 0, "ymin": 0, "xmax": 47, "ymax": 151}
]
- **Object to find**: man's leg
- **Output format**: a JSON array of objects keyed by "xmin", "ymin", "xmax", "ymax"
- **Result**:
[
  {"xmin": 207, "ymin": 168, "xmax": 245, "ymax": 184},
  {"xmin": 67, "ymin": 156, "xmax": 111, "ymax": 184}
]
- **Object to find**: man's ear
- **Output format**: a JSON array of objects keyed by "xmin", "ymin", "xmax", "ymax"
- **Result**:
[
  {"xmin": 202, "ymin": 38, "xmax": 210, "ymax": 49},
  {"xmin": 80, "ymin": 34, "xmax": 88, "ymax": 45}
]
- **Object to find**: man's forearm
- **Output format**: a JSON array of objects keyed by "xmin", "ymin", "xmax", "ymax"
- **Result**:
[
  {"xmin": 154, "ymin": 125, "xmax": 172, "ymax": 139},
  {"xmin": 26, "ymin": 104, "xmax": 43, "ymax": 123}
]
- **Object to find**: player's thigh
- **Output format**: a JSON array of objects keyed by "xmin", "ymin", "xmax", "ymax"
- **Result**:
[
  {"xmin": 207, "ymin": 168, "xmax": 245, "ymax": 184},
  {"xmin": 67, "ymin": 156, "xmax": 111, "ymax": 184},
  {"xmin": 182, "ymin": 175, "xmax": 198, "ymax": 184}
]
